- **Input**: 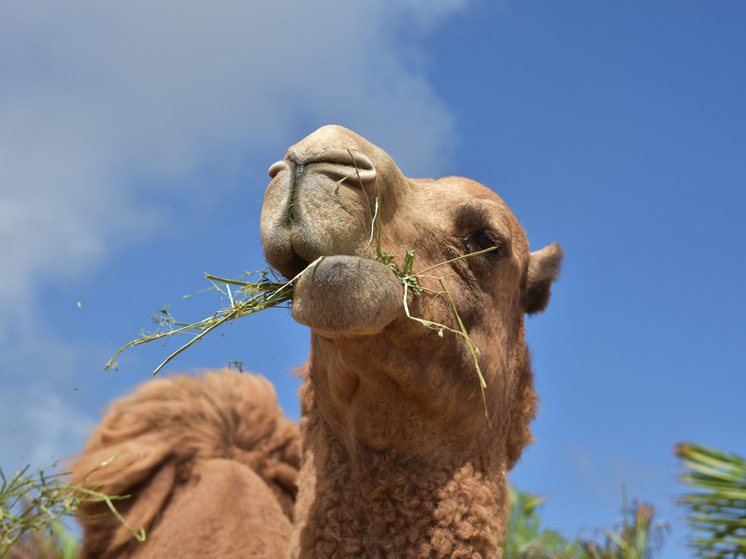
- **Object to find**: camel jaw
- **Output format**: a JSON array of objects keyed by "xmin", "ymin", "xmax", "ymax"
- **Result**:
[{"xmin": 291, "ymin": 255, "xmax": 403, "ymax": 337}]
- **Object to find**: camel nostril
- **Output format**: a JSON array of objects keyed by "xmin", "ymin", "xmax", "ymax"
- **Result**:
[
  {"xmin": 308, "ymin": 162, "xmax": 372, "ymax": 187},
  {"xmin": 282, "ymin": 141, "xmax": 378, "ymax": 192},
  {"xmin": 268, "ymin": 160, "xmax": 289, "ymax": 178},
  {"xmin": 303, "ymin": 159, "xmax": 377, "ymax": 192},
  {"xmin": 288, "ymin": 149, "xmax": 375, "ymax": 171}
]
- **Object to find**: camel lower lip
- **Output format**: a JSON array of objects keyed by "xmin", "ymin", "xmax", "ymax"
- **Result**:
[{"xmin": 290, "ymin": 255, "xmax": 403, "ymax": 336}]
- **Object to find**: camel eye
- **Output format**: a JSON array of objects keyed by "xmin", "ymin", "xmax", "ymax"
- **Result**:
[
  {"xmin": 466, "ymin": 230, "xmax": 500, "ymax": 259},
  {"xmin": 473, "ymin": 232, "xmax": 493, "ymax": 250}
]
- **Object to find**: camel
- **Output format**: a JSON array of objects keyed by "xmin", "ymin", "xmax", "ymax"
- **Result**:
[{"xmin": 71, "ymin": 125, "xmax": 562, "ymax": 559}]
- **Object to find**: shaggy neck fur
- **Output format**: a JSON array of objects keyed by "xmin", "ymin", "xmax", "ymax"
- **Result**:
[
  {"xmin": 290, "ymin": 384, "xmax": 508, "ymax": 559},
  {"xmin": 288, "ymin": 339, "xmax": 538, "ymax": 559}
]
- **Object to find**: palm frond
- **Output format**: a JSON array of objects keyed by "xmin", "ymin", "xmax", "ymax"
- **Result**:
[{"xmin": 676, "ymin": 442, "xmax": 746, "ymax": 559}]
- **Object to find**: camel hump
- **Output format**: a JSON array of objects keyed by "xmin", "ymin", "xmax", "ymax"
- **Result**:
[{"xmin": 70, "ymin": 369, "xmax": 300, "ymax": 559}]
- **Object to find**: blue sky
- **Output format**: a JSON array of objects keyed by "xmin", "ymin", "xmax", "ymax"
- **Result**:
[{"xmin": 1, "ymin": 2, "xmax": 744, "ymax": 557}]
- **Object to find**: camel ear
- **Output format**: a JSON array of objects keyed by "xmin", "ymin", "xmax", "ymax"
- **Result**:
[{"xmin": 525, "ymin": 242, "xmax": 563, "ymax": 315}]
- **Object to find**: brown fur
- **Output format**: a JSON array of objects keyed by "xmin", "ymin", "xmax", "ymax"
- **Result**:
[
  {"xmin": 72, "ymin": 126, "xmax": 561, "ymax": 558},
  {"xmin": 70, "ymin": 371, "xmax": 299, "ymax": 559}
]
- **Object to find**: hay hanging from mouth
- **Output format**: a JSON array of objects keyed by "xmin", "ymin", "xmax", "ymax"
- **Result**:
[
  {"xmin": 104, "ymin": 259, "xmax": 323, "ymax": 376},
  {"xmin": 107, "ymin": 152, "xmax": 494, "ymax": 424},
  {"xmin": 351, "ymin": 152, "xmax": 495, "ymax": 426}
]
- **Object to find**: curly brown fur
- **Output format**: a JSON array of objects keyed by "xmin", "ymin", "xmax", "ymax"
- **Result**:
[
  {"xmin": 70, "ymin": 369, "xmax": 300, "ymax": 559},
  {"xmin": 506, "ymin": 350, "xmax": 539, "ymax": 469},
  {"xmin": 288, "ymin": 347, "xmax": 536, "ymax": 559}
]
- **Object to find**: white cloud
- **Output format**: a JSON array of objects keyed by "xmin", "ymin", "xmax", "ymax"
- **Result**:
[
  {"xmin": 0, "ymin": 0, "xmax": 468, "ymax": 339},
  {"xmin": 566, "ymin": 441, "xmax": 662, "ymax": 505},
  {"xmin": 0, "ymin": 0, "xmax": 472, "ymax": 478},
  {"xmin": 0, "ymin": 382, "xmax": 94, "ymax": 473}
]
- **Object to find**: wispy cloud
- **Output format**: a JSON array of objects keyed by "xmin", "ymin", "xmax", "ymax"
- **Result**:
[
  {"xmin": 0, "ymin": 0, "xmax": 469, "ymax": 468},
  {"xmin": 566, "ymin": 441, "xmax": 663, "ymax": 505},
  {"xmin": 0, "ymin": 0, "xmax": 468, "ymax": 334}
]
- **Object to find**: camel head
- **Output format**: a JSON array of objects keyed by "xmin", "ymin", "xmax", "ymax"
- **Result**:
[{"xmin": 261, "ymin": 125, "xmax": 562, "ymax": 465}]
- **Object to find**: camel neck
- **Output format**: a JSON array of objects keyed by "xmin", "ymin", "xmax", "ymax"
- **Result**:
[{"xmin": 288, "ymin": 393, "xmax": 508, "ymax": 559}]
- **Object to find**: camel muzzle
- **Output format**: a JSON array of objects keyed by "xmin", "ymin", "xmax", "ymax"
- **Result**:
[{"xmin": 261, "ymin": 156, "xmax": 378, "ymax": 280}]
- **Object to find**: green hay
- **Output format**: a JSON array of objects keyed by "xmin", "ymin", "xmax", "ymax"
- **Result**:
[
  {"xmin": 1, "ymin": 455, "xmax": 145, "ymax": 555},
  {"xmin": 105, "ymin": 262, "xmax": 322, "ymax": 376},
  {"xmin": 349, "ymin": 152, "xmax": 495, "ymax": 425}
]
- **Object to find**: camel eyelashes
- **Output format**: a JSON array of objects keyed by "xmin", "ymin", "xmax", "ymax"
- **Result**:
[{"xmin": 465, "ymin": 230, "xmax": 501, "ymax": 259}]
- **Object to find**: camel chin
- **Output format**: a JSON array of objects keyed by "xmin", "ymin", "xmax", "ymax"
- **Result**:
[{"xmin": 291, "ymin": 255, "xmax": 403, "ymax": 337}]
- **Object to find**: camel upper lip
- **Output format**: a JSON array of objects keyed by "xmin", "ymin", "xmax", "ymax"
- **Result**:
[{"xmin": 263, "ymin": 149, "xmax": 378, "ymax": 280}]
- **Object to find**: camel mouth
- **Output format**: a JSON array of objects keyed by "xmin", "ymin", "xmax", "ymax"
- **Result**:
[
  {"xmin": 262, "ymin": 127, "xmax": 386, "ymax": 287},
  {"xmin": 276, "ymin": 250, "xmax": 311, "ymax": 281},
  {"xmin": 265, "ymin": 224, "xmax": 348, "ymax": 281}
]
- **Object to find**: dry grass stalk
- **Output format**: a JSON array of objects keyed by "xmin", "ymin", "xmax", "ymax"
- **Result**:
[{"xmin": 105, "ymin": 262, "xmax": 322, "ymax": 376}]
